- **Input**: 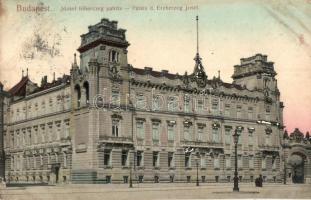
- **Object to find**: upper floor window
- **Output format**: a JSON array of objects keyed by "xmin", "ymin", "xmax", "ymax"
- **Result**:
[
  {"xmin": 152, "ymin": 123, "xmax": 160, "ymax": 141},
  {"xmin": 214, "ymin": 156, "xmax": 220, "ymax": 169},
  {"xmin": 168, "ymin": 152, "xmax": 174, "ymax": 167},
  {"xmin": 104, "ymin": 149, "xmax": 112, "ymax": 166},
  {"xmin": 185, "ymin": 153, "xmax": 191, "ymax": 167},
  {"xmin": 236, "ymin": 105, "xmax": 242, "ymax": 118},
  {"xmin": 249, "ymin": 156, "xmax": 254, "ymax": 169},
  {"xmin": 112, "ymin": 119, "xmax": 120, "ymax": 137},
  {"xmin": 248, "ymin": 107, "xmax": 253, "ymax": 120},
  {"xmin": 196, "ymin": 99, "xmax": 204, "ymax": 113},
  {"xmin": 212, "ymin": 128, "xmax": 220, "ymax": 143},
  {"xmin": 121, "ymin": 150, "xmax": 129, "ymax": 166},
  {"xmin": 184, "ymin": 126, "xmax": 191, "ymax": 141},
  {"xmin": 109, "ymin": 50, "xmax": 119, "ymax": 62},
  {"xmin": 184, "ymin": 95, "xmax": 190, "ymax": 112},
  {"xmin": 152, "ymin": 95, "xmax": 161, "ymax": 111},
  {"xmin": 136, "ymin": 121, "xmax": 145, "ymax": 139},
  {"xmin": 136, "ymin": 94, "xmax": 146, "ymax": 109},
  {"xmin": 136, "ymin": 151, "xmax": 143, "ymax": 167},
  {"xmin": 111, "ymin": 90, "xmax": 120, "ymax": 105},
  {"xmin": 225, "ymin": 128, "xmax": 231, "ymax": 144},
  {"xmin": 197, "ymin": 126, "xmax": 204, "ymax": 141},
  {"xmin": 168, "ymin": 96, "xmax": 178, "ymax": 111},
  {"xmin": 167, "ymin": 124, "xmax": 175, "ymax": 141},
  {"xmin": 153, "ymin": 151, "xmax": 159, "ymax": 167},
  {"xmin": 238, "ymin": 155, "xmax": 242, "ymax": 168},
  {"xmin": 224, "ymin": 104, "xmax": 230, "ymax": 117},
  {"xmin": 225, "ymin": 156, "xmax": 231, "ymax": 168}
]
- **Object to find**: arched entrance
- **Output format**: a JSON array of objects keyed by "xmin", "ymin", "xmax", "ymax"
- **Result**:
[{"xmin": 289, "ymin": 153, "xmax": 306, "ymax": 184}]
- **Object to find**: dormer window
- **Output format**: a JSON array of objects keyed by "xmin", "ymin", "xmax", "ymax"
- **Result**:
[{"xmin": 109, "ymin": 50, "xmax": 119, "ymax": 62}]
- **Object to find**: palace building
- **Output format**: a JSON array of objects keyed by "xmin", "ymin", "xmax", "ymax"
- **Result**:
[{"xmin": 0, "ymin": 18, "xmax": 310, "ymax": 184}]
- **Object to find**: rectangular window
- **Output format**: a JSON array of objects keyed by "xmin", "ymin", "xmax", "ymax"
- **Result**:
[
  {"xmin": 249, "ymin": 156, "xmax": 254, "ymax": 169},
  {"xmin": 212, "ymin": 99, "xmax": 218, "ymax": 110},
  {"xmin": 226, "ymin": 156, "xmax": 231, "ymax": 168},
  {"xmin": 168, "ymin": 152, "xmax": 174, "ymax": 167},
  {"xmin": 136, "ymin": 121, "xmax": 144, "ymax": 139},
  {"xmin": 104, "ymin": 150, "xmax": 111, "ymax": 166},
  {"xmin": 153, "ymin": 152, "xmax": 159, "ymax": 167},
  {"xmin": 136, "ymin": 151, "xmax": 143, "ymax": 167},
  {"xmin": 272, "ymin": 158, "xmax": 277, "ymax": 169},
  {"xmin": 184, "ymin": 126, "xmax": 191, "ymax": 141},
  {"xmin": 212, "ymin": 128, "xmax": 219, "ymax": 143},
  {"xmin": 238, "ymin": 155, "xmax": 242, "ymax": 168},
  {"xmin": 197, "ymin": 126, "xmax": 204, "ymax": 141},
  {"xmin": 112, "ymin": 120, "xmax": 119, "ymax": 137},
  {"xmin": 224, "ymin": 104, "xmax": 230, "ymax": 117},
  {"xmin": 265, "ymin": 135, "xmax": 271, "ymax": 146},
  {"xmin": 168, "ymin": 97, "xmax": 178, "ymax": 111},
  {"xmin": 237, "ymin": 105, "xmax": 242, "ymax": 119},
  {"xmin": 184, "ymin": 96, "xmax": 190, "ymax": 112},
  {"xmin": 152, "ymin": 123, "xmax": 160, "ymax": 141},
  {"xmin": 249, "ymin": 132, "xmax": 254, "ymax": 145},
  {"xmin": 214, "ymin": 157, "xmax": 220, "ymax": 169},
  {"xmin": 225, "ymin": 128, "xmax": 231, "ymax": 144},
  {"xmin": 248, "ymin": 107, "xmax": 253, "ymax": 120},
  {"xmin": 152, "ymin": 95, "xmax": 161, "ymax": 111},
  {"xmin": 111, "ymin": 91, "xmax": 120, "ymax": 105},
  {"xmin": 196, "ymin": 99, "xmax": 203, "ymax": 112},
  {"xmin": 262, "ymin": 157, "xmax": 266, "ymax": 169},
  {"xmin": 121, "ymin": 150, "xmax": 128, "ymax": 166},
  {"xmin": 168, "ymin": 125, "xmax": 175, "ymax": 141},
  {"xmin": 185, "ymin": 153, "xmax": 191, "ymax": 167},
  {"xmin": 200, "ymin": 156, "xmax": 206, "ymax": 168},
  {"xmin": 136, "ymin": 94, "xmax": 145, "ymax": 109}
]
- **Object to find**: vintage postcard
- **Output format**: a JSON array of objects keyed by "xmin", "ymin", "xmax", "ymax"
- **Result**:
[{"xmin": 0, "ymin": 0, "xmax": 310, "ymax": 199}]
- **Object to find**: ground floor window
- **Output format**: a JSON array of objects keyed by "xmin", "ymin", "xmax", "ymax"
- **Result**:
[
  {"xmin": 187, "ymin": 176, "xmax": 191, "ymax": 183},
  {"xmin": 227, "ymin": 176, "xmax": 231, "ymax": 182},
  {"xmin": 215, "ymin": 176, "xmax": 219, "ymax": 182},
  {"xmin": 106, "ymin": 176, "xmax": 111, "ymax": 184},
  {"xmin": 250, "ymin": 176, "xmax": 254, "ymax": 182},
  {"xmin": 138, "ymin": 175, "xmax": 143, "ymax": 183},
  {"xmin": 123, "ymin": 176, "xmax": 128, "ymax": 183},
  {"xmin": 201, "ymin": 176, "xmax": 206, "ymax": 183},
  {"xmin": 170, "ymin": 175, "xmax": 174, "ymax": 183},
  {"xmin": 239, "ymin": 176, "xmax": 243, "ymax": 182},
  {"xmin": 154, "ymin": 176, "xmax": 159, "ymax": 183}
]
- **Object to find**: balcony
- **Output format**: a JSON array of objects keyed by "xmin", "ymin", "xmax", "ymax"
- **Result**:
[
  {"xmin": 181, "ymin": 140, "xmax": 223, "ymax": 148},
  {"xmin": 258, "ymin": 145, "xmax": 279, "ymax": 152},
  {"xmin": 99, "ymin": 135, "xmax": 133, "ymax": 144}
]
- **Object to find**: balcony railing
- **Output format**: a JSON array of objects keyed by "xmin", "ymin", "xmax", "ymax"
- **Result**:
[
  {"xmin": 181, "ymin": 140, "xmax": 223, "ymax": 148},
  {"xmin": 99, "ymin": 135, "xmax": 133, "ymax": 144}
]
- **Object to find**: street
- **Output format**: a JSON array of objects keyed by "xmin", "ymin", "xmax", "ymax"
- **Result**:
[{"xmin": 1, "ymin": 183, "xmax": 310, "ymax": 200}]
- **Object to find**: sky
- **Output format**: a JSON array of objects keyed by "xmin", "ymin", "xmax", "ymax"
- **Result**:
[{"xmin": 0, "ymin": 0, "xmax": 310, "ymax": 134}]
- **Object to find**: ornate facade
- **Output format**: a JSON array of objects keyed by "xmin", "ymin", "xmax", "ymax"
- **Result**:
[{"xmin": 0, "ymin": 18, "xmax": 310, "ymax": 184}]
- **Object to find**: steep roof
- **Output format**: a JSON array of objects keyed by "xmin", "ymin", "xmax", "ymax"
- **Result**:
[{"xmin": 8, "ymin": 76, "xmax": 30, "ymax": 96}]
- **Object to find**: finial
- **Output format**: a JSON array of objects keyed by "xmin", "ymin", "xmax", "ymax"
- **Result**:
[
  {"xmin": 26, "ymin": 68, "xmax": 29, "ymax": 77},
  {"xmin": 218, "ymin": 70, "xmax": 220, "ymax": 79},
  {"xmin": 53, "ymin": 72, "xmax": 55, "ymax": 82},
  {"xmin": 196, "ymin": 15, "xmax": 199, "ymax": 55},
  {"xmin": 22, "ymin": 69, "xmax": 24, "ymax": 77},
  {"xmin": 74, "ymin": 53, "xmax": 77, "ymax": 65}
]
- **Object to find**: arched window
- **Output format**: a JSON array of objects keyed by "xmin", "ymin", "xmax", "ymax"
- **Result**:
[
  {"xmin": 83, "ymin": 81, "xmax": 90, "ymax": 104},
  {"xmin": 74, "ymin": 84, "xmax": 81, "ymax": 108}
]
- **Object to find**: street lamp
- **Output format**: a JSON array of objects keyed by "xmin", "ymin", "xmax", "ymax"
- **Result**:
[
  {"xmin": 194, "ymin": 154, "xmax": 199, "ymax": 186},
  {"xmin": 233, "ymin": 126, "xmax": 243, "ymax": 192},
  {"xmin": 129, "ymin": 160, "xmax": 133, "ymax": 188}
]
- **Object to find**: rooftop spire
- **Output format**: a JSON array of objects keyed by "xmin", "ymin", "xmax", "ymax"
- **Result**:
[
  {"xmin": 22, "ymin": 69, "xmax": 24, "ymax": 77},
  {"xmin": 191, "ymin": 16, "xmax": 208, "ymax": 87},
  {"xmin": 74, "ymin": 53, "xmax": 77, "ymax": 65},
  {"xmin": 196, "ymin": 15, "xmax": 199, "ymax": 55},
  {"xmin": 26, "ymin": 68, "xmax": 29, "ymax": 77}
]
